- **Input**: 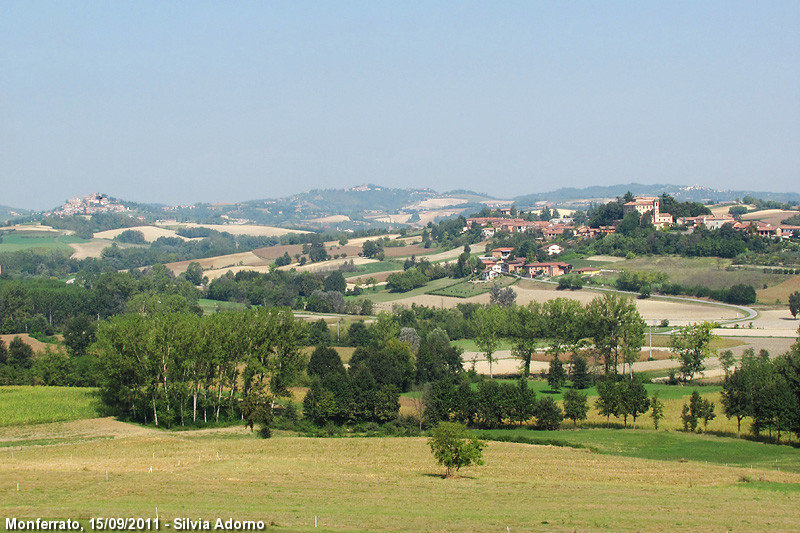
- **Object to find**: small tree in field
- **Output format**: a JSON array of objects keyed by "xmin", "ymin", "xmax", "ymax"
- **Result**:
[
  {"xmin": 562, "ymin": 388, "xmax": 589, "ymax": 426},
  {"xmin": 789, "ymin": 291, "xmax": 800, "ymax": 319},
  {"xmin": 650, "ymin": 393, "xmax": 664, "ymax": 430},
  {"xmin": 427, "ymin": 422, "xmax": 486, "ymax": 478}
]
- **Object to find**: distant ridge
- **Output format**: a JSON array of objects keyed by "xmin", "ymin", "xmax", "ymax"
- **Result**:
[
  {"xmin": 0, "ymin": 204, "xmax": 29, "ymax": 222},
  {"xmin": 514, "ymin": 183, "xmax": 800, "ymax": 207}
]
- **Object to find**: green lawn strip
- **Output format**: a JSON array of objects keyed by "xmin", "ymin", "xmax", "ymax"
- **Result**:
[
  {"xmin": 451, "ymin": 338, "xmax": 517, "ymax": 352},
  {"xmin": 197, "ymin": 299, "xmax": 248, "ymax": 314},
  {"xmin": 475, "ymin": 380, "xmax": 721, "ymax": 401},
  {"xmin": 364, "ymin": 277, "xmax": 456, "ymax": 303},
  {"xmin": 0, "ymin": 234, "xmax": 78, "ymax": 253},
  {"xmin": 426, "ymin": 276, "xmax": 517, "ymax": 299},
  {"xmin": 559, "ymin": 257, "xmax": 612, "ymax": 269},
  {"xmin": 474, "ymin": 427, "xmax": 800, "ymax": 473},
  {"xmin": 344, "ymin": 260, "xmax": 405, "ymax": 278},
  {"xmin": 0, "ymin": 387, "xmax": 102, "ymax": 426}
]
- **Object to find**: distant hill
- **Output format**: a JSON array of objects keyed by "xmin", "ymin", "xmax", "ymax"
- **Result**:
[
  {"xmin": 514, "ymin": 183, "xmax": 800, "ymax": 208},
  {"xmin": 282, "ymin": 185, "xmax": 437, "ymax": 213},
  {"xmin": 0, "ymin": 204, "xmax": 29, "ymax": 222}
]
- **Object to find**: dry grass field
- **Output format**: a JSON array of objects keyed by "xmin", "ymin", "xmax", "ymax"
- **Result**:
[
  {"xmin": 67, "ymin": 239, "xmax": 114, "ymax": 259},
  {"xmin": 0, "ymin": 334, "xmax": 61, "ymax": 353},
  {"xmin": 383, "ymin": 281, "xmax": 743, "ymax": 326},
  {"xmin": 164, "ymin": 251, "xmax": 266, "ymax": 276},
  {"xmin": 740, "ymin": 209, "xmax": 799, "ymax": 226},
  {"xmin": 93, "ymin": 226, "xmax": 189, "ymax": 242},
  {"xmin": 758, "ymin": 275, "xmax": 800, "ymax": 304},
  {"xmin": 159, "ymin": 222, "xmax": 311, "ymax": 237},
  {"xmin": 2, "ymin": 421, "xmax": 799, "ymax": 531}
]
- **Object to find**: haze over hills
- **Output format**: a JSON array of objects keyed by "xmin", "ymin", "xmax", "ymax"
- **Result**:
[{"xmin": 4, "ymin": 183, "xmax": 799, "ymax": 231}]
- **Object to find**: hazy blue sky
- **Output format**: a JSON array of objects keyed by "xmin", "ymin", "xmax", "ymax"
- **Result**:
[{"xmin": 2, "ymin": 2, "xmax": 798, "ymax": 210}]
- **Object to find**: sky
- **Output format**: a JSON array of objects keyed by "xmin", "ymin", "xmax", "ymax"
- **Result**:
[{"xmin": 2, "ymin": 2, "xmax": 799, "ymax": 211}]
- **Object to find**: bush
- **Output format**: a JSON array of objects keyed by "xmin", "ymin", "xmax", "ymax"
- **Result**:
[
  {"xmin": 427, "ymin": 422, "xmax": 486, "ymax": 478},
  {"xmin": 533, "ymin": 396, "xmax": 563, "ymax": 430}
]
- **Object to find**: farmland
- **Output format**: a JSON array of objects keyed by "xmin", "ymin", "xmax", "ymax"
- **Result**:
[
  {"xmin": 0, "ymin": 232, "xmax": 87, "ymax": 253},
  {"xmin": 2, "ymin": 416, "xmax": 799, "ymax": 531},
  {"xmin": 0, "ymin": 387, "xmax": 101, "ymax": 426}
]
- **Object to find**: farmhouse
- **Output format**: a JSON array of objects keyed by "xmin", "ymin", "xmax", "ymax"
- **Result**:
[
  {"xmin": 491, "ymin": 247, "xmax": 514, "ymax": 259},
  {"xmin": 573, "ymin": 266, "xmax": 601, "ymax": 276},
  {"xmin": 677, "ymin": 215, "xmax": 735, "ymax": 230},
  {"xmin": 546, "ymin": 244, "xmax": 564, "ymax": 256},
  {"xmin": 480, "ymin": 263, "xmax": 502, "ymax": 281},
  {"xmin": 523, "ymin": 262, "xmax": 572, "ymax": 277},
  {"xmin": 502, "ymin": 258, "xmax": 526, "ymax": 274}
]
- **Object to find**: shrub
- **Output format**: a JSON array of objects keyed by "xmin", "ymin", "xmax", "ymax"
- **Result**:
[{"xmin": 427, "ymin": 422, "xmax": 486, "ymax": 478}]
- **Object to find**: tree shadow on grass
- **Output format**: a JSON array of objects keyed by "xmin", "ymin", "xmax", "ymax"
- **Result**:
[{"xmin": 421, "ymin": 473, "xmax": 477, "ymax": 480}]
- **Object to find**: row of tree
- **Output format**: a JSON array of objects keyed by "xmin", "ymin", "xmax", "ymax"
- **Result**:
[
  {"xmin": 722, "ymin": 344, "xmax": 800, "ymax": 440},
  {"xmin": 93, "ymin": 308, "xmax": 306, "ymax": 427}
]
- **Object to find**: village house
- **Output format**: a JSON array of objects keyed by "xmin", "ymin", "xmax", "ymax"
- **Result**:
[
  {"xmin": 677, "ymin": 215, "xmax": 735, "ymax": 230},
  {"xmin": 501, "ymin": 258, "xmax": 526, "ymax": 274},
  {"xmin": 480, "ymin": 262, "xmax": 503, "ymax": 281},
  {"xmin": 573, "ymin": 266, "xmax": 601, "ymax": 276},
  {"xmin": 623, "ymin": 196, "xmax": 673, "ymax": 228},
  {"xmin": 546, "ymin": 244, "xmax": 564, "ymax": 256},
  {"xmin": 491, "ymin": 247, "xmax": 514, "ymax": 259}
]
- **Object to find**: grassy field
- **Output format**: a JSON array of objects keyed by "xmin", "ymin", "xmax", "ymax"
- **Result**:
[
  {"xmin": 451, "ymin": 338, "xmax": 517, "ymax": 352},
  {"xmin": 197, "ymin": 298, "xmax": 249, "ymax": 314},
  {"xmin": 0, "ymin": 387, "xmax": 101, "ymax": 426},
  {"xmin": 366, "ymin": 277, "xmax": 457, "ymax": 303},
  {"xmin": 607, "ymin": 255, "xmax": 794, "ymax": 295},
  {"xmin": 2, "ymin": 421, "xmax": 799, "ymax": 531},
  {"xmin": 346, "ymin": 260, "xmax": 404, "ymax": 277},
  {"xmin": 476, "ymin": 427, "xmax": 800, "ymax": 473},
  {"xmin": 0, "ymin": 233, "xmax": 87, "ymax": 253},
  {"xmin": 426, "ymin": 277, "xmax": 516, "ymax": 299}
]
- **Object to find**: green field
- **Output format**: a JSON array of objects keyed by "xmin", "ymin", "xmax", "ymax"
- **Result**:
[
  {"xmin": 365, "ymin": 277, "xmax": 457, "ymax": 303},
  {"xmin": 426, "ymin": 277, "xmax": 516, "ymax": 299},
  {"xmin": 0, "ymin": 386, "xmax": 101, "ymax": 426},
  {"xmin": 451, "ymin": 338, "xmax": 517, "ymax": 352},
  {"xmin": 0, "ymin": 233, "xmax": 87, "ymax": 253},
  {"xmin": 197, "ymin": 298, "xmax": 249, "ymax": 314},
  {"xmin": 345, "ymin": 260, "xmax": 404, "ymax": 277},
  {"xmin": 476, "ymin": 427, "xmax": 800, "ymax": 473}
]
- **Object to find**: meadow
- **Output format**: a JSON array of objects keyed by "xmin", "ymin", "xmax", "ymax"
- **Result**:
[
  {"xmin": 2, "ymin": 386, "xmax": 800, "ymax": 530},
  {"xmin": 0, "ymin": 386, "xmax": 101, "ymax": 426},
  {"xmin": 0, "ymin": 232, "xmax": 87, "ymax": 253},
  {"xmin": 2, "ymin": 422, "xmax": 799, "ymax": 531}
]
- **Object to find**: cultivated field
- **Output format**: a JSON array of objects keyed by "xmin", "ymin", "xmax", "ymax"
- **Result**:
[
  {"xmin": 740, "ymin": 209, "xmax": 798, "ymax": 226},
  {"xmin": 0, "ymin": 334, "xmax": 61, "ymax": 353},
  {"xmin": 164, "ymin": 251, "xmax": 266, "ymax": 276},
  {"xmin": 157, "ymin": 222, "xmax": 311, "ymax": 237},
  {"xmin": 93, "ymin": 226, "xmax": 189, "ymax": 242},
  {"xmin": 0, "ymin": 386, "xmax": 101, "ymax": 426},
  {"xmin": 2, "ymin": 419, "xmax": 799, "ymax": 531},
  {"xmin": 379, "ymin": 281, "xmax": 744, "ymax": 326},
  {"xmin": 0, "ymin": 232, "xmax": 85, "ymax": 253},
  {"xmin": 67, "ymin": 239, "xmax": 115, "ymax": 259},
  {"xmin": 758, "ymin": 275, "xmax": 800, "ymax": 304}
]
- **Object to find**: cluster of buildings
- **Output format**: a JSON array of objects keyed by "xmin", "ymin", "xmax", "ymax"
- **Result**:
[
  {"xmin": 478, "ymin": 247, "xmax": 576, "ymax": 281},
  {"xmin": 49, "ymin": 193, "xmax": 128, "ymax": 216},
  {"xmin": 465, "ymin": 217, "xmax": 613, "ymax": 241},
  {"xmin": 676, "ymin": 215, "xmax": 800, "ymax": 239},
  {"xmin": 466, "ymin": 196, "xmax": 800, "ymax": 242}
]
